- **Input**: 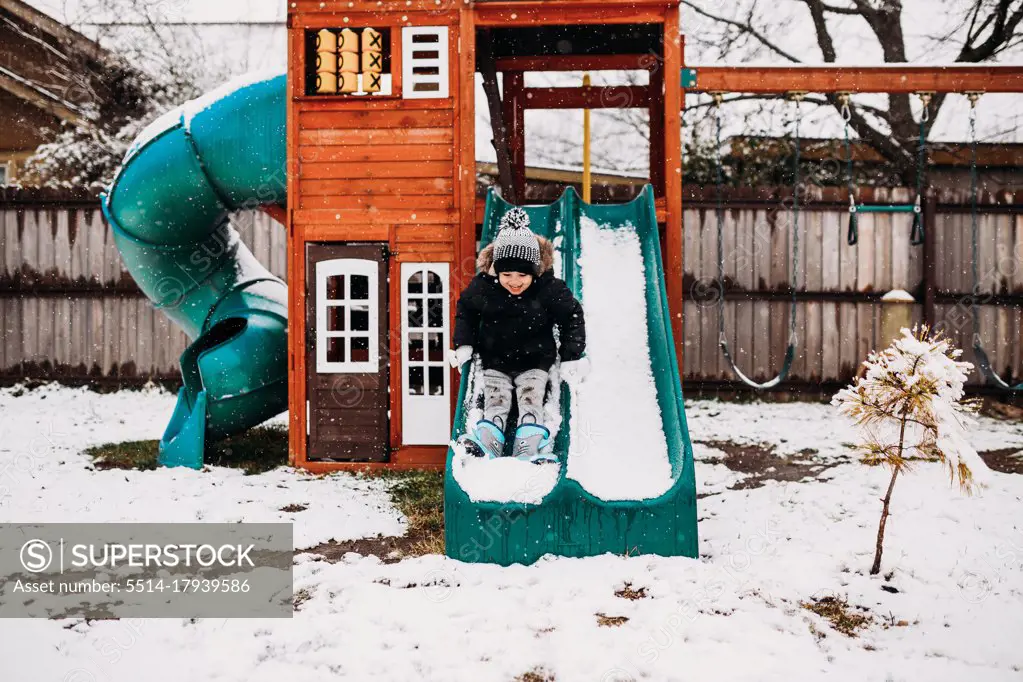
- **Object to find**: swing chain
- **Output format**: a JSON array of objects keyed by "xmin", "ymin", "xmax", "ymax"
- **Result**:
[
  {"xmin": 909, "ymin": 92, "xmax": 933, "ymax": 246},
  {"xmin": 963, "ymin": 92, "xmax": 1021, "ymax": 391},
  {"xmin": 969, "ymin": 91, "xmax": 981, "ymax": 339},
  {"xmin": 713, "ymin": 93, "xmax": 726, "ymax": 318},
  {"xmin": 838, "ymin": 93, "xmax": 859, "ymax": 244},
  {"xmin": 790, "ymin": 96, "xmax": 801, "ymax": 341},
  {"xmin": 712, "ymin": 93, "xmax": 800, "ymax": 388}
]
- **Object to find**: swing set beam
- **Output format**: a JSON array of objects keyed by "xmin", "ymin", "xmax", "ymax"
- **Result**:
[{"xmin": 687, "ymin": 65, "xmax": 1023, "ymax": 94}]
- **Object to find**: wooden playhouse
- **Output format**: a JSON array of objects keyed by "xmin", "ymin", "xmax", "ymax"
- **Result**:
[{"xmin": 285, "ymin": 0, "xmax": 685, "ymax": 472}]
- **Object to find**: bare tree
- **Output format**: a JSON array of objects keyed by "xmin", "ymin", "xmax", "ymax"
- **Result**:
[
  {"xmin": 683, "ymin": 0, "xmax": 1023, "ymax": 183},
  {"xmin": 20, "ymin": 0, "xmax": 211, "ymax": 189}
]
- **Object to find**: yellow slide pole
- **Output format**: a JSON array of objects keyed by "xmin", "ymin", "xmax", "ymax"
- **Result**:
[{"xmin": 582, "ymin": 73, "xmax": 591, "ymax": 203}]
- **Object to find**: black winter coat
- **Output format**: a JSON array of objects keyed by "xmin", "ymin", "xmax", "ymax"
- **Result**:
[{"xmin": 453, "ymin": 271, "xmax": 586, "ymax": 375}]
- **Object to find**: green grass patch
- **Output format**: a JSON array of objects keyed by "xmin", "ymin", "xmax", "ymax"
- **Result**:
[
  {"xmin": 377, "ymin": 470, "xmax": 445, "ymax": 556},
  {"xmin": 86, "ymin": 424, "xmax": 288, "ymax": 475},
  {"xmin": 87, "ymin": 440, "xmax": 160, "ymax": 471}
]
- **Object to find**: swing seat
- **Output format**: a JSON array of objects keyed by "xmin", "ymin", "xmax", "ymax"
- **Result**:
[
  {"xmin": 849, "ymin": 204, "xmax": 918, "ymax": 214},
  {"xmin": 847, "ymin": 198, "xmax": 924, "ymax": 246}
]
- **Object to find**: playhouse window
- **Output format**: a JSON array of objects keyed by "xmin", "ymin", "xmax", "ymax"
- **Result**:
[
  {"xmin": 402, "ymin": 27, "xmax": 449, "ymax": 99},
  {"xmin": 316, "ymin": 258, "xmax": 379, "ymax": 373},
  {"xmin": 305, "ymin": 27, "xmax": 393, "ymax": 96},
  {"xmin": 401, "ymin": 262, "xmax": 451, "ymax": 444}
]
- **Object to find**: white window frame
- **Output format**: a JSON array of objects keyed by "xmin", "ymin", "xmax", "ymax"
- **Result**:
[
  {"xmin": 400, "ymin": 262, "xmax": 451, "ymax": 445},
  {"xmin": 401, "ymin": 26, "xmax": 449, "ymax": 99},
  {"xmin": 316, "ymin": 258, "xmax": 379, "ymax": 374}
]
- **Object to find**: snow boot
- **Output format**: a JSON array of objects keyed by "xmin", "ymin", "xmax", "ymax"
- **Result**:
[
  {"xmin": 460, "ymin": 418, "xmax": 506, "ymax": 459},
  {"xmin": 512, "ymin": 414, "xmax": 555, "ymax": 465}
]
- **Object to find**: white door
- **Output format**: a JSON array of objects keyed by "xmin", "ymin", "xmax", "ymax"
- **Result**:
[{"xmin": 400, "ymin": 262, "xmax": 451, "ymax": 444}]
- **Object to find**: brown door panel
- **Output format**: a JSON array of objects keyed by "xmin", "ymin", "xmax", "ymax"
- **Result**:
[
  {"xmin": 315, "ymin": 406, "xmax": 389, "ymax": 428},
  {"xmin": 306, "ymin": 242, "xmax": 390, "ymax": 462},
  {"xmin": 311, "ymin": 373, "xmax": 389, "ymax": 394}
]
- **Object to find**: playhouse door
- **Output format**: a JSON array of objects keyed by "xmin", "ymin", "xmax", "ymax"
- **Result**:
[{"xmin": 305, "ymin": 243, "xmax": 390, "ymax": 461}]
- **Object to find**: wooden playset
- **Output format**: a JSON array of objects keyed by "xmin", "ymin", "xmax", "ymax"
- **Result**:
[{"xmin": 284, "ymin": 0, "xmax": 684, "ymax": 472}]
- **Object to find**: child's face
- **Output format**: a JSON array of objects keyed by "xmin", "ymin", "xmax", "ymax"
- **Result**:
[{"xmin": 498, "ymin": 271, "xmax": 533, "ymax": 296}]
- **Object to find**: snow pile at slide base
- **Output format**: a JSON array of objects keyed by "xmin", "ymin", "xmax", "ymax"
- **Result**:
[{"xmin": 567, "ymin": 216, "xmax": 672, "ymax": 500}]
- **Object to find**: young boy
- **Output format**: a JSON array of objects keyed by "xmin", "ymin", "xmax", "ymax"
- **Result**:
[{"xmin": 449, "ymin": 207, "xmax": 588, "ymax": 464}]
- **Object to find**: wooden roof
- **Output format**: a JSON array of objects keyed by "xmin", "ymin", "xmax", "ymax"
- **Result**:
[
  {"xmin": 728, "ymin": 136, "xmax": 1023, "ymax": 169},
  {"xmin": 0, "ymin": 0, "xmax": 117, "ymax": 125}
]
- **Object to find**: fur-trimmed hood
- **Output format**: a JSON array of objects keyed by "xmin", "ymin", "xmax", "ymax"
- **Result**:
[{"xmin": 476, "ymin": 235, "xmax": 556, "ymax": 275}]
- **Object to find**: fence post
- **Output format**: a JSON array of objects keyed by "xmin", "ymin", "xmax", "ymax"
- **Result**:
[{"xmin": 881, "ymin": 290, "xmax": 915, "ymax": 348}]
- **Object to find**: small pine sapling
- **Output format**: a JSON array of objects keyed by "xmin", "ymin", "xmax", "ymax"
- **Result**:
[{"xmin": 832, "ymin": 326, "xmax": 982, "ymax": 575}]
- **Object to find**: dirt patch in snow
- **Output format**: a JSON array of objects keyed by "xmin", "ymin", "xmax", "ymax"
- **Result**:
[
  {"xmin": 979, "ymin": 447, "xmax": 1023, "ymax": 474},
  {"xmin": 801, "ymin": 595, "xmax": 873, "ymax": 637},
  {"xmin": 614, "ymin": 583, "xmax": 648, "ymax": 600},
  {"xmin": 596, "ymin": 613, "xmax": 630, "ymax": 627},
  {"xmin": 696, "ymin": 439, "xmax": 849, "ymax": 491},
  {"xmin": 299, "ymin": 470, "xmax": 444, "ymax": 563},
  {"xmin": 300, "ymin": 530, "xmax": 438, "ymax": 565}
]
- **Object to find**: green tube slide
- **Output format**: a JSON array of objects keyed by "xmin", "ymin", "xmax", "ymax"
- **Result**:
[
  {"xmin": 101, "ymin": 73, "xmax": 289, "ymax": 468},
  {"xmin": 444, "ymin": 185, "xmax": 699, "ymax": 565}
]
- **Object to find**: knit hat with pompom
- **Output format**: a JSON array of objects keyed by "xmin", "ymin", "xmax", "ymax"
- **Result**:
[{"xmin": 492, "ymin": 207, "xmax": 540, "ymax": 276}]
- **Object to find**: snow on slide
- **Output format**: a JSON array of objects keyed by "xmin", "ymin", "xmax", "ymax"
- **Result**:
[{"xmin": 566, "ymin": 217, "xmax": 673, "ymax": 500}]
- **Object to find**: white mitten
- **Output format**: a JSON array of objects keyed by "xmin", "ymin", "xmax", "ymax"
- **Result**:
[
  {"xmin": 447, "ymin": 345, "xmax": 473, "ymax": 372},
  {"xmin": 561, "ymin": 357, "xmax": 591, "ymax": 386}
]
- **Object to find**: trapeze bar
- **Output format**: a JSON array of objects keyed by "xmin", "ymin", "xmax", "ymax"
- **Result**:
[{"xmin": 853, "ymin": 204, "xmax": 918, "ymax": 214}]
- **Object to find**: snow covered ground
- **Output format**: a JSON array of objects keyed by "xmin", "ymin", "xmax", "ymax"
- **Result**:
[{"xmin": 2, "ymin": 384, "xmax": 1023, "ymax": 681}]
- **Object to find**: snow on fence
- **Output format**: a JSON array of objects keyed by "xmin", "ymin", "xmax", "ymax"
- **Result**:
[{"xmin": 0, "ymin": 187, "xmax": 1020, "ymax": 389}]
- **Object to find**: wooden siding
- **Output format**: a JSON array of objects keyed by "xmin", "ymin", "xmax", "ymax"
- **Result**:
[{"xmin": 295, "ymin": 101, "xmax": 459, "ymax": 263}]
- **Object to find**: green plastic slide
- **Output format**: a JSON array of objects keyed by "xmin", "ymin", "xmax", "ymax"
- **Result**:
[
  {"xmin": 445, "ymin": 186, "xmax": 699, "ymax": 565},
  {"xmin": 101, "ymin": 73, "xmax": 289, "ymax": 468}
]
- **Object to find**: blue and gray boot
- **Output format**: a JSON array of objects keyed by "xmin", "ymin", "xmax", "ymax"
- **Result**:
[
  {"xmin": 513, "ymin": 414, "xmax": 556, "ymax": 465},
  {"xmin": 462, "ymin": 417, "xmax": 506, "ymax": 459}
]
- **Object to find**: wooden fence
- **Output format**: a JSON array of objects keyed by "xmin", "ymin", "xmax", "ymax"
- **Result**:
[
  {"xmin": 1, "ymin": 187, "xmax": 1021, "ymax": 390},
  {"xmin": 0, "ymin": 192, "xmax": 286, "ymax": 384},
  {"xmin": 682, "ymin": 186, "xmax": 1023, "ymax": 389}
]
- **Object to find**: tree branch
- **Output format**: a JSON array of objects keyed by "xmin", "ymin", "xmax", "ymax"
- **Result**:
[
  {"xmin": 682, "ymin": 1, "xmax": 804, "ymax": 63},
  {"xmin": 801, "ymin": 0, "xmax": 839, "ymax": 62},
  {"xmin": 958, "ymin": 0, "xmax": 1023, "ymax": 62},
  {"xmin": 851, "ymin": 0, "xmax": 908, "ymax": 62},
  {"xmin": 819, "ymin": 1, "xmax": 860, "ymax": 14}
]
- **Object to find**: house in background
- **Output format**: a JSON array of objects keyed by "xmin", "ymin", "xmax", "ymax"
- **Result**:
[{"xmin": 0, "ymin": 0, "xmax": 122, "ymax": 184}]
